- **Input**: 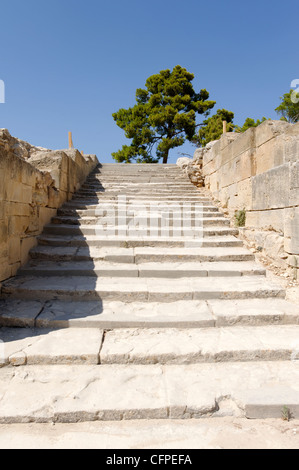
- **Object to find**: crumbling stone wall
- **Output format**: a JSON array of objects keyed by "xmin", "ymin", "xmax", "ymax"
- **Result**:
[
  {"xmin": 195, "ymin": 120, "xmax": 299, "ymax": 275},
  {"xmin": 0, "ymin": 129, "xmax": 98, "ymax": 282}
]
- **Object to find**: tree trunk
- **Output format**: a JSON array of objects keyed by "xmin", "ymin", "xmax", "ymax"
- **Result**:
[{"xmin": 162, "ymin": 150, "xmax": 169, "ymax": 164}]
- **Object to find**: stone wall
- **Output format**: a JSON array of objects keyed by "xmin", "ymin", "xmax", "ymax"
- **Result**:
[
  {"xmin": 198, "ymin": 120, "xmax": 299, "ymax": 275},
  {"xmin": 0, "ymin": 129, "xmax": 98, "ymax": 282}
]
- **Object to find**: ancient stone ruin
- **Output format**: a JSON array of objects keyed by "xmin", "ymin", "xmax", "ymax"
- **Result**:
[{"xmin": 0, "ymin": 125, "xmax": 298, "ymax": 425}]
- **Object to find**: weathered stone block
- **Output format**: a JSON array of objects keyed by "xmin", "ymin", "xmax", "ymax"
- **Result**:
[
  {"xmin": 8, "ymin": 216, "xmax": 30, "ymax": 237},
  {"xmin": 230, "ymin": 127, "xmax": 256, "ymax": 158},
  {"xmin": 255, "ymin": 137, "xmax": 285, "ymax": 174},
  {"xmin": 220, "ymin": 149, "xmax": 255, "ymax": 187},
  {"xmin": 284, "ymin": 207, "xmax": 299, "ymax": 254},
  {"xmin": 5, "ymin": 202, "xmax": 30, "ymax": 217},
  {"xmin": 255, "ymin": 120, "xmax": 290, "ymax": 148},
  {"xmin": 6, "ymin": 182, "xmax": 32, "ymax": 204},
  {"xmin": 289, "ymin": 162, "xmax": 299, "ymax": 206},
  {"xmin": 8, "ymin": 237, "xmax": 21, "ymax": 264},
  {"xmin": 0, "ymin": 259, "xmax": 11, "ymax": 281},
  {"xmin": 246, "ymin": 208, "xmax": 285, "ymax": 232},
  {"xmin": 39, "ymin": 207, "xmax": 57, "ymax": 232},
  {"xmin": 20, "ymin": 237, "xmax": 37, "ymax": 265},
  {"xmin": 252, "ymin": 164, "xmax": 290, "ymax": 210}
]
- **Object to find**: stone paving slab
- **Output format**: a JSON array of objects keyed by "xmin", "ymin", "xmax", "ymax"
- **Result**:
[
  {"xmin": 43, "ymin": 224, "xmax": 238, "ymax": 238},
  {"xmin": 19, "ymin": 260, "xmax": 266, "ymax": 278},
  {"xmin": 30, "ymin": 245, "xmax": 254, "ymax": 263},
  {"xmin": 100, "ymin": 326, "xmax": 299, "ymax": 364},
  {"xmin": 0, "ymin": 300, "xmax": 44, "ymax": 327},
  {"xmin": 37, "ymin": 234, "xmax": 244, "ymax": 248},
  {"xmin": 0, "ymin": 362, "xmax": 298, "ymax": 423},
  {"xmin": 207, "ymin": 299, "xmax": 299, "ymax": 326},
  {"xmin": 1, "ymin": 276, "xmax": 285, "ymax": 302},
  {"xmin": 0, "ymin": 328, "xmax": 103, "ymax": 366},
  {"xmin": 0, "ymin": 298, "xmax": 297, "ymax": 329}
]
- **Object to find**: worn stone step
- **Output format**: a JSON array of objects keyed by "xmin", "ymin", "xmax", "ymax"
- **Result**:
[
  {"xmin": 0, "ymin": 298, "xmax": 297, "ymax": 329},
  {"xmin": 1, "ymin": 276, "xmax": 285, "ymax": 302},
  {"xmin": 82, "ymin": 184, "xmax": 196, "ymax": 190},
  {"xmin": 30, "ymin": 245, "xmax": 254, "ymax": 263},
  {"xmin": 72, "ymin": 195, "xmax": 211, "ymax": 201},
  {"xmin": 51, "ymin": 216, "xmax": 230, "ymax": 228},
  {"xmin": 57, "ymin": 208, "xmax": 221, "ymax": 218},
  {"xmin": 37, "ymin": 234, "xmax": 243, "ymax": 248},
  {"xmin": 76, "ymin": 187, "xmax": 203, "ymax": 192},
  {"xmin": 0, "ymin": 328, "xmax": 103, "ymax": 366},
  {"xmin": 0, "ymin": 362, "xmax": 298, "ymax": 422},
  {"xmin": 0, "ymin": 325, "xmax": 298, "ymax": 367},
  {"xmin": 43, "ymin": 224, "xmax": 238, "ymax": 238},
  {"xmin": 19, "ymin": 261, "xmax": 266, "ymax": 278},
  {"xmin": 62, "ymin": 203, "xmax": 220, "ymax": 212},
  {"xmin": 100, "ymin": 325, "xmax": 299, "ymax": 365}
]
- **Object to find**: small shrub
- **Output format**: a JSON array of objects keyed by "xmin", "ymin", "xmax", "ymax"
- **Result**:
[
  {"xmin": 281, "ymin": 406, "xmax": 291, "ymax": 421},
  {"xmin": 235, "ymin": 209, "xmax": 246, "ymax": 227}
]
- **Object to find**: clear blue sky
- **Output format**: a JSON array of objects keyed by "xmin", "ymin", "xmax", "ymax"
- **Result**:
[{"xmin": 0, "ymin": 0, "xmax": 298, "ymax": 163}]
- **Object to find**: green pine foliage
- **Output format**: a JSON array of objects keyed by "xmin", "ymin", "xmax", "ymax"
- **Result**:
[
  {"xmin": 275, "ymin": 90, "xmax": 299, "ymax": 123},
  {"xmin": 193, "ymin": 109, "xmax": 235, "ymax": 147},
  {"xmin": 112, "ymin": 65, "xmax": 215, "ymax": 163},
  {"xmin": 236, "ymin": 117, "xmax": 268, "ymax": 133}
]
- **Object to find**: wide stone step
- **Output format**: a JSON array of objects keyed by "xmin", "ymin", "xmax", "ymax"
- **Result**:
[
  {"xmin": 37, "ymin": 234, "xmax": 244, "ymax": 248},
  {"xmin": 19, "ymin": 260, "xmax": 265, "ymax": 278},
  {"xmin": 0, "ymin": 298, "xmax": 297, "ymax": 329},
  {"xmin": 72, "ymin": 195, "xmax": 210, "ymax": 201},
  {"xmin": 43, "ymin": 224, "xmax": 238, "ymax": 238},
  {"xmin": 62, "ymin": 203, "xmax": 220, "ymax": 212},
  {"xmin": 57, "ymin": 208, "xmax": 222, "ymax": 218},
  {"xmin": 82, "ymin": 184, "xmax": 196, "ymax": 190},
  {"xmin": 79, "ymin": 185, "xmax": 203, "ymax": 190},
  {"xmin": 0, "ymin": 325, "xmax": 299, "ymax": 367},
  {"xmin": 30, "ymin": 245, "xmax": 255, "ymax": 263},
  {"xmin": 1, "ymin": 275, "xmax": 285, "ymax": 302},
  {"xmin": 100, "ymin": 325, "xmax": 299, "ymax": 365},
  {"xmin": 0, "ymin": 362, "xmax": 298, "ymax": 422},
  {"xmin": 51, "ymin": 216, "xmax": 230, "ymax": 227}
]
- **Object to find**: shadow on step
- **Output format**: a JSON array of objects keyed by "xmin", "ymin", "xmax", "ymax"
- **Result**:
[{"xmin": 0, "ymin": 164, "xmax": 108, "ymax": 338}]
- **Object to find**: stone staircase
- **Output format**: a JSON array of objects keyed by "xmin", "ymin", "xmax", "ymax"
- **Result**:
[{"xmin": 0, "ymin": 163, "xmax": 298, "ymax": 424}]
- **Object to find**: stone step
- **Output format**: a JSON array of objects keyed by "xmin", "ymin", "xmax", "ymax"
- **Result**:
[
  {"xmin": 62, "ymin": 203, "xmax": 220, "ymax": 212},
  {"xmin": 77, "ymin": 185, "xmax": 202, "ymax": 190},
  {"xmin": 37, "ymin": 234, "xmax": 244, "ymax": 248},
  {"xmin": 100, "ymin": 325, "xmax": 299, "ymax": 365},
  {"xmin": 0, "ymin": 298, "xmax": 297, "ymax": 329},
  {"xmin": 57, "ymin": 208, "xmax": 222, "ymax": 218},
  {"xmin": 82, "ymin": 184, "xmax": 196, "ymax": 190},
  {"xmin": 30, "ymin": 245, "xmax": 255, "ymax": 263},
  {"xmin": 63, "ymin": 195, "xmax": 218, "ymax": 206},
  {"xmin": 88, "ymin": 178, "xmax": 192, "ymax": 183},
  {"xmin": 51, "ymin": 216, "xmax": 230, "ymax": 227},
  {"xmin": 0, "ymin": 362, "xmax": 298, "ymax": 422},
  {"xmin": 43, "ymin": 224, "xmax": 238, "ymax": 238},
  {"xmin": 19, "ymin": 260, "xmax": 266, "ymax": 278},
  {"xmin": 1, "ymin": 275, "xmax": 285, "ymax": 302},
  {"xmin": 72, "ymin": 195, "xmax": 211, "ymax": 201},
  {"xmin": 0, "ymin": 325, "xmax": 299, "ymax": 367}
]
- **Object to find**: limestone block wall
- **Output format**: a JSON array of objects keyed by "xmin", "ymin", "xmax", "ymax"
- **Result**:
[
  {"xmin": 0, "ymin": 130, "xmax": 98, "ymax": 282},
  {"xmin": 201, "ymin": 120, "xmax": 299, "ymax": 273}
]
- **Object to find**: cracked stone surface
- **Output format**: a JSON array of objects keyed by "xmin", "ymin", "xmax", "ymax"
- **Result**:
[
  {"xmin": 0, "ymin": 328, "xmax": 103, "ymax": 365},
  {"xmin": 0, "ymin": 362, "xmax": 298, "ymax": 423},
  {"xmin": 100, "ymin": 326, "xmax": 299, "ymax": 364}
]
